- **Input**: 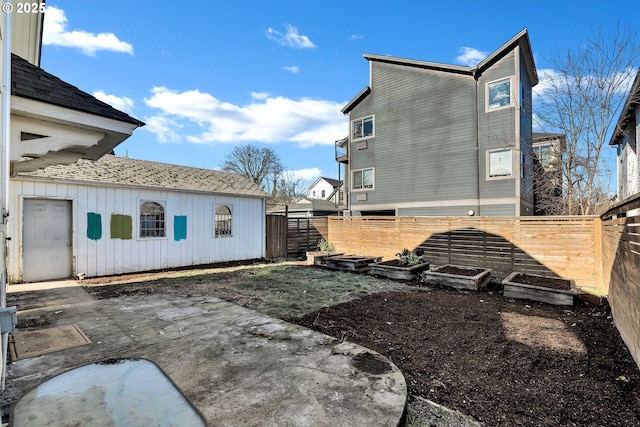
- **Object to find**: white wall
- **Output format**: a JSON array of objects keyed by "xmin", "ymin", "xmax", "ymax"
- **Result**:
[
  {"xmin": 308, "ymin": 179, "xmax": 335, "ymax": 200},
  {"xmin": 618, "ymin": 110, "xmax": 639, "ymax": 201},
  {"xmin": 8, "ymin": 179, "xmax": 265, "ymax": 282}
]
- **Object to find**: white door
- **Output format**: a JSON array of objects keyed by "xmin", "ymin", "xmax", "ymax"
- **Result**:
[{"xmin": 23, "ymin": 199, "xmax": 72, "ymax": 282}]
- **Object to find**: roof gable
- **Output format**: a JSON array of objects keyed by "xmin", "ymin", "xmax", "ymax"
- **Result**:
[
  {"xmin": 11, "ymin": 54, "xmax": 144, "ymax": 126},
  {"xmin": 477, "ymin": 28, "xmax": 538, "ymax": 85},
  {"xmin": 343, "ymin": 29, "xmax": 538, "ymax": 114},
  {"xmin": 18, "ymin": 155, "xmax": 268, "ymax": 198},
  {"xmin": 610, "ymin": 69, "xmax": 640, "ymax": 146}
]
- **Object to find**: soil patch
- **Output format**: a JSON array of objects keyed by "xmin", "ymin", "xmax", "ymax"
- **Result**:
[
  {"xmin": 509, "ymin": 273, "xmax": 573, "ymax": 291},
  {"xmin": 432, "ymin": 265, "xmax": 487, "ymax": 277},
  {"xmin": 291, "ymin": 284, "xmax": 640, "ymax": 426}
]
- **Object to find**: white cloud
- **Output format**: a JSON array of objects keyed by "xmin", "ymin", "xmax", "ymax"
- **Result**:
[
  {"xmin": 144, "ymin": 87, "xmax": 347, "ymax": 147},
  {"xmin": 143, "ymin": 116, "xmax": 182, "ymax": 143},
  {"xmin": 290, "ymin": 167, "xmax": 322, "ymax": 183},
  {"xmin": 532, "ymin": 68, "xmax": 563, "ymax": 100},
  {"xmin": 349, "ymin": 34, "xmax": 363, "ymax": 41},
  {"xmin": 251, "ymin": 92, "xmax": 270, "ymax": 100},
  {"xmin": 266, "ymin": 25, "xmax": 316, "ymax": 49},
  {"xmin": 93, "ymin": 90, "xmax": 135, "ymax": 116},
  {"xmin": 455, "ymin": 47, "xmax": 488, "ymax": 66},
  {"xmin": 43, "ymin": 6, "xmax": 133, "ymax": 56},
  {"xmin": 283, "ymin": 65, "xmax": 300, "ymax": 74}
]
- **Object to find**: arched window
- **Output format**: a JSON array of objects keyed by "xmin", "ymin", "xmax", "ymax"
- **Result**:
[
  {"xmin": 140, "ymin": 201, "xmax": 165, "ymax": 238},
  {"xmin": 214, "ymin": 205, "xmax": 232, "ymax": 237}
]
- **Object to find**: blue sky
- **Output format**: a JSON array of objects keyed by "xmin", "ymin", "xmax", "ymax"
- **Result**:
[{"xmin": 40, "ymin": 0, "xmax": 638, "ymax": 191}]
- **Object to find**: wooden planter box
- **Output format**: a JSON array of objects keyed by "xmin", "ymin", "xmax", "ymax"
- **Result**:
[
  {"xmin": 325, "ymin": 254, "xmax": 382, "ymax": 271},
  {"xmin": 368, "ymin": 259, "xmax": 431, "ymax": 281},
  {"xmin": 421, "ymin": 264, "xmax": 491, "ymax": 291},
  {"xmin": 305, "ymin": 251, "xmax": 344, "ymax": 266},
  {"xmin": 502, "ymin": 272, "xmax": 576, "ymax": 306}
]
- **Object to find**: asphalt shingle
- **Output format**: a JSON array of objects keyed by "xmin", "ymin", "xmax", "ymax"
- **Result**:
[
  {"xmin": 20, "ymin": 155, "xmax": 269, "ymax": 198},
  {"xmin": 11, "ymin": 54, "xmax": 144, "ymax": 126}
]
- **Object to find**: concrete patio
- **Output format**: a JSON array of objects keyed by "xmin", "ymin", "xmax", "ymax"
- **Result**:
[{"xmin": 2, "ymin": 280, "xmax": 407, "ymax": 426}]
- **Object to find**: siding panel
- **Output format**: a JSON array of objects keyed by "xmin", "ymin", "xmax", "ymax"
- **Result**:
[{"xmin": 8, "ymin": 179, "xmax": 265, "ymax": 281}]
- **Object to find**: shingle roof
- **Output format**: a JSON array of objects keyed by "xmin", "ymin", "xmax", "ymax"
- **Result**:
[
  {"xmin": 321, "ymin": 177, "xmax": 341, "ymax": 188},
  {"xmin": 19, "ymin": 155, "xmax": 268, "ymax": 198},
  {"xmin": 11, "ymin": 54, "xmax": 144, "ymax": 126}
]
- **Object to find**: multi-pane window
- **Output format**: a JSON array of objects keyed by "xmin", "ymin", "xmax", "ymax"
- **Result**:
[
  {"xmin": 215, "ymin": 205, "xmax": 232, "ymax": 238},
  {"xmin": 352, "ymin": 168, "xmax": 374, "ymax": 190},
  {"xmin": 140, "ymin": 201, "xmax": 165, "ymax": 238},
  {"xmin": 352, "ymin": 115, "xmax": 374, "ymax": 140}
]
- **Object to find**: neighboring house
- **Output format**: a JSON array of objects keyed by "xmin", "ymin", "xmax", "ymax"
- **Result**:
[
  {"xmin": 268, "ymin": 197, "xmax": 339, "ymax": 218},
  {"xmin": 307, "ymin": 177, "xmax": 342, "ymax": 203},
  {"xmin": 8, "ymin": 155, "xmax": 268, "ymax": 282},
  {"xmin": 338, "ymin": 29, "xmax": 538, "ymax": 216},
  {"xmin": 610, "ymin": 69, "xmax": 640, "ymax": 201},
  {"xmin": 532, "ymin": 132, "xmax": 566, "ymax": 215}
]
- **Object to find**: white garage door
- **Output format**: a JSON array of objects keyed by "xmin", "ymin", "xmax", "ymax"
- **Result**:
[{"xmin": 23, "ymin": 199, "xmax": 72, "ymax": 282}]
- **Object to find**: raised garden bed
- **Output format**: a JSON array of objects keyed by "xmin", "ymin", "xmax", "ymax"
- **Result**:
[
  {"xmin": 325, "ymin": 255, "xmax": 382, "ymax": 272},
  {"xmin": 502, "ymin": 272, "xmax": 576, "ymax": 306},
  {"xmin": 368, "ymin": 259, "xmax": 431, "ymax": 281},
  {"xmin": 305, "ymin": 251, "xmax": 344, "ymax": 266},
  {"xmin": 421, "ymin": 264, "xmax": 491, "ymax": 291}
]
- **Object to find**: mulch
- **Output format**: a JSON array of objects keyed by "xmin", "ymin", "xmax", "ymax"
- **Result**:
[{"xmin": 290, "ymin": 282, "xmax": 640, "ymax": 426}]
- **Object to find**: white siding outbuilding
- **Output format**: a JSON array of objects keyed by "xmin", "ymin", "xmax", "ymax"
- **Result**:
[{"xmin": 8, "ymin": 155, "xmax": 268, "ymax": 282}]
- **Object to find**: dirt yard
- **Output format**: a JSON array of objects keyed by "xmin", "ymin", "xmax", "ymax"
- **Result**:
[{"xmin": 83, "ymin": 262, "xmax": 640, "ymax": 426}]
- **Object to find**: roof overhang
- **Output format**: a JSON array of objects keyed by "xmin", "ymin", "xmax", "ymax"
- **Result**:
[
  {"xmin": 10, "ymin": 96, "xmax": 142, "ymax": 173},
  {"xmin": 477, "ymin": 28, "xmax": 538, "ymax": 86},
  {"xmin": 609, "ymin": 69, "xmax": 640, "ymax": 146},
  {"xmin": 342, "ymin": 86, "xmax": 371, "ymax": 114}
]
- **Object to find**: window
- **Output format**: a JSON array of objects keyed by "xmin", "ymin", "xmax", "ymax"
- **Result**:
[
  {"xmin": 352, "ymin": 115, "xmax": 374, "ymax": 140},
  {"xmin": 321, "ymin": 189, "xmax": 326, "ymax": 198},
  {"xmin": 488, "ymin": 149, "xmax": 512, "ymax": 178},
  {"xmin": 140, "ymin": 201, "xmax": 165, "ymax": 238},
  {"xmin": 534, "ymin": 144, "xmax": 553, "ymax": 168},
  {"xmin": 486, "ymin": 77, "xmax": 514, "ymax": 111},
  {"xmin": 215, "ymin": 205, "xmax": 232, "ymax": 237},
  {"xmin": 352, "ymin": 168, "xmax": 374, "ymax": 190}
]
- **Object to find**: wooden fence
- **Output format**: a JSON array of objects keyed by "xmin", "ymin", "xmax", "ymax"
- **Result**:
[
  {"xmin": 265, "ymin": 214, "xmax": 287, "ymax": 258},
  {"xmin": 266, "ymin": 215, "xmax": 329, "ymax": 259},
  {"xmin": 326, "ymin": 216, "xmax": 603, "ymax": 293},
  {"xmin": 287, "ymin": 217, "xmax": 329, "ymax": 258},
  {"xmin": 601, "ymin": 194, "xmax": 640, "ymax": 368}
]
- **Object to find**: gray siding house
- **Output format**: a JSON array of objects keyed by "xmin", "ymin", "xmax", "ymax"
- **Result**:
[
  {"xmin": 610, "ymin": 69, "xmax": 640, "ymax": 201},
  {"xmin": 339, "ymin": 29, "xmax": 538, "ymax": 216}
]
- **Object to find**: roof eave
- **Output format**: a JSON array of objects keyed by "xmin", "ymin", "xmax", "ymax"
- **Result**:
[
  {"xmin": 342, "ymin": 86, "xmax": 371, "ymax": 114},
  {"xmin": 477, "ymin": 28, "xmax": 538, "ymax": 86},
  {"xmin": 609, "ymin": 69, "xmax": 640, "ymax": 146},
  {"xmin": 363, "ymin": 53, "xmax": 473, "ymax": 75}
]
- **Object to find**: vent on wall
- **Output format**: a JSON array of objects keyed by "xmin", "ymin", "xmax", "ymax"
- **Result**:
[{"xmin": 356, "ymin": 193, "xmax": 367, "ymax": 201}]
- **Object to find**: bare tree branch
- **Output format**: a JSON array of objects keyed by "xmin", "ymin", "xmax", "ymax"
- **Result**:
[{"xmin": 535, "ymin": 24, "xmax": 640, "ymax": 215}]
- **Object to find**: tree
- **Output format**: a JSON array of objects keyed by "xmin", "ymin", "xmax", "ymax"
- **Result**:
[
  {"xmin": 221, "ymin": 144, "xmax": 283, "ymax": 190},
  {"xmin": 534, "ymin": 25, "xmax": 640, "ymax": 215},
  {"xmin": 271, "ymin": 171, "xmax": 307, "ymax": 205}
]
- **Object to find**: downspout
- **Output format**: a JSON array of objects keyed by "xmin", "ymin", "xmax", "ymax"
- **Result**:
[
  {"xmin": 1, "ymin": 0, "xmax": 11, "ymax": 390},
  {"xmin": 472, "ymin": 68, "xmax": 481, "ymax": 216}
]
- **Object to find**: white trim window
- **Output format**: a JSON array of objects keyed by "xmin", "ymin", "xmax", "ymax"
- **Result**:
[
  {"xmin": 352, "ymin": 168, "xmax": 375, "ymax": 191},
  {"xmin": 214, "ymin": 205, "xmax": 232, "ymax": 238},
  {"xmin": 487, "ymin": 149, "xmax": 513, "ymax": 179},
  {"xmin": 351, "ymin": 115, "xmax": 374, "ymax": 141},
  {"xmin": 139, "ymin": 200, "xmax": 166, "ymax": 238},
  {"xmin": 486, "ymin": 76, "xmax": 515, "ymax": 112}
]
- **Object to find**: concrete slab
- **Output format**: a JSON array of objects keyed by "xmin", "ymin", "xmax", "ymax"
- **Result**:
[{"xmin": 3, "ymin": 281, "xmax": 407, "ymax": 426}]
